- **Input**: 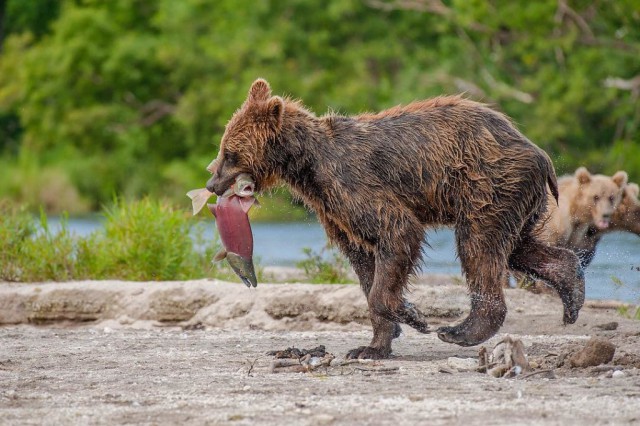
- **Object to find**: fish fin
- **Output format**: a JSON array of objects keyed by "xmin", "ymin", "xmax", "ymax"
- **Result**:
[
  {"xmin": 238, "ymin": 197, "xmax": 257, "ymax": 213},
  {"xmin": 186, "ymin": 188, "xmax": 213, "ymax": 215},
  {"xmin": 213, "ymin": 249, "xmax": 227, "ymax": 262},
  {"xmin": 207, "ymin": 203, "xmax": 217, "ymax": 218}
]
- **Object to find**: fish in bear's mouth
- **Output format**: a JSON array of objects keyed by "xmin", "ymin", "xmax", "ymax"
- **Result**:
[{"xmin": 187, "ymin": 173, "xmax": 258, "ymax": 287}]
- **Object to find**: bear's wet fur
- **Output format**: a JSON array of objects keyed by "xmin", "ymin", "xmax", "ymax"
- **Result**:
[{"xmin": 206, "ymin": 79, "xmax": 585, "ymax": 359}]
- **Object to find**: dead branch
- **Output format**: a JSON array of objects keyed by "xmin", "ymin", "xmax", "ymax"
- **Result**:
[
  {"xmin": 604, "ymin": 75, "xmax": 640, "ymax": 92},
  {"xmin": 366, "ymin": 0, "xmax": 450, "ymax": 15},
  {"xmin": 140, "ymin": 100, "xmax": 176, "ymax": 127}
]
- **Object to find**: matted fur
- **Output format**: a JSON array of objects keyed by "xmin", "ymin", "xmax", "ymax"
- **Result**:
[{"xmin": 206, "ymin": 79, "xmax": 585, "ymax": 358}]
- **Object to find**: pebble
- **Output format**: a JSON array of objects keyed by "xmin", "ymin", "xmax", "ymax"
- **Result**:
[
  {"xmin": 611, "ymin": 370, "xmax": 626, "ymax": 378},
  {"xmin": 313, "ymin": 414, "xmax": 335, "ymax": 425}
]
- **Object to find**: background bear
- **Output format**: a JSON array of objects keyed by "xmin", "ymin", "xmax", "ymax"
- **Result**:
[
  {"xmin": 540, "ymin": 167, "xmax": 628, "ymax": 267},
  {"xmin": 611, "ymin": 183, "xmax": 640, "ymax": 237},
  {"xmin": 206, "ymin": 79, "xmax": 585, "ymax": 359}
]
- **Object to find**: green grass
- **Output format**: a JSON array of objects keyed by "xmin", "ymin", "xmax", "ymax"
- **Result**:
[
  {"xmin": 296, "ymin": 246, "xmax": 354, "ymax": 284},
  {"xmin": 0, "ymin": 204, "xmax": 76, "ymax": 281},
  {"xmin": 617, "ymin": 305, "xmax": 640, "ymax": 321},
  {"xmin": 0, "ymin": 198, "xmax": 232, "ymax": 282}
]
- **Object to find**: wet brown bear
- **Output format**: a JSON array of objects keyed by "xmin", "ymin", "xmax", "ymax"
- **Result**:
[{"xmin": 206, "ymin": 79, "xmax": 585, "ymax": 359}]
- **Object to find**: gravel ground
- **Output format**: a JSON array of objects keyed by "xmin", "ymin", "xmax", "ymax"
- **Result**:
[{"xmin": 1, "ymin": 278, "xmax": 640, "ymax": 425}]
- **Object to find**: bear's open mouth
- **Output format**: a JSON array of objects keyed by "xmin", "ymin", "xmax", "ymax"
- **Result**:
[{"xmin": 596, "ymin": 218, "xmax": 610, "ymax": 229}]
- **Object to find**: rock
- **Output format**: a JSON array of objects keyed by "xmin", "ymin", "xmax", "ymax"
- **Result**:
[
  {"xmin": 313, "ymin": 414, "xmax": 335, "ymax": 425},
  {"xmin": 611, "ymin": 370, "xmax": 626, "ymax": 378},
  {"xmin": 594, "ymin": 322, "xmax": 618, "ymax": 331},
  {"xmin": 447, "ymin": 357, "xmax": 478, "ymax": 371},
  {"xmin": 569, "ymin": 337, "xmax": 616, "ymax": 368}
]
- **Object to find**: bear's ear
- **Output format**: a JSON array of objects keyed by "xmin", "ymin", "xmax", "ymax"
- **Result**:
[
  {"xmin": 248, "ymin": 78, "xmax": 271, "ymax": 103},
  {"xmin": 266, "ymin": 96, "xmax": 284, "ymax": 132},
  {"xmin": 575, "ymin": 167, "xmax": 591, "ymax": 184},
  {"xmin": 627, "ymin": 183, "xmax": 639, "ymax": 198},
  {"xmin": 612, "ymin": 170, "xmax": 628, "ymax": 188}
]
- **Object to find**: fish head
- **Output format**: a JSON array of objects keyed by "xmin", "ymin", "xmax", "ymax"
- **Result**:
[{"xmin": 233, "ymin": 173, "xmax": 256, "ymax": 197}]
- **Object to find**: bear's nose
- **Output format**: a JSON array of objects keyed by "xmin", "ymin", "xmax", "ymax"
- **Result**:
[{"xmin": 206, "ymin": 176, "xmax": 220, "ymax": 195}]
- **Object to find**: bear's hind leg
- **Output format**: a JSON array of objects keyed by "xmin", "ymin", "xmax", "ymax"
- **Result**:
[
  {"xmin": 508, "ymin": 236, "xmax": 585, "ymax": 324},
  {"xmin": 437, "ymin": 228, "xmax": 509, "ymax": 346}
]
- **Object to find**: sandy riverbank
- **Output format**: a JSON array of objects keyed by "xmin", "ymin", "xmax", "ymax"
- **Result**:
[{"xmin": 1, "ymin": 271, "xmax": 639, "ymax": 425}]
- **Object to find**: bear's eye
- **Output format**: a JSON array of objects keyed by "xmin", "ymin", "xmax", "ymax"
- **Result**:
[
  {"xmin": 593, "ymin": 195, "xmax": 600, "ymax": 202},
  {"xmin": 609, "ymin": 195, "xmax": 615, "ymax": 204},
  {"xmin": 225, "ymin": 152, "xmax": 238, "ymax": 166}
]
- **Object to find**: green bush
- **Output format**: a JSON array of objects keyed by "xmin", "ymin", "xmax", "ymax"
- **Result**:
[
  {"xmin": 296, "ymin": 246, "xmax": 353, "ymax": 284},
  {"xmin": 2, "ymin": 1, "xmax": 639, "ymax": 213},
  {"xmin": 0, "ymin": 205, "xmax": 75, "ymax": 281},
  {"xmin": 0, "ymin": 199, "xmax": 230, "ymax": 282}
]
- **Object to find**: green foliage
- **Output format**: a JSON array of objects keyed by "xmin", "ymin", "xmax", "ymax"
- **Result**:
[
  {"xmin": 3, "ymin": 0, "xmax": 62, "ymax": 40},
  {"xmin": 617, "ymin": 305, "xmax": 640, "ymax": 321},
  {"xmin": 0, "ymin": 199, "xmax": 233, "ymax": 282},
  {"xmin": 296, "ymin": 246, "xmax": 353, "ymax": 284},
  {"xmin": 0, "ymin": 204, "xmax": 75, "ymax": 281},
  {"xmin": 248, "ymin": 189, "xmax": 310, "ymax": 222},
  {"xmin": 0, "ymin": 0, "xmax": 639, "ymax": 213},
  {"xmin": 76, "ymin": 198, "xmax": 209, "ymax": 280}
]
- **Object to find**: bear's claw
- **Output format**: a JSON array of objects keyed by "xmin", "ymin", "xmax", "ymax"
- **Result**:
[
  {"xmin": 436, "ymin": 325, "xmax": 485, "ymax": 347},
  {"xmin": 345, "ymin": 346, "xmax": 392, "ymax": 360},
  {"xmin": 560, "ymin": 265, "xmax": 585, "ymax": 325}
]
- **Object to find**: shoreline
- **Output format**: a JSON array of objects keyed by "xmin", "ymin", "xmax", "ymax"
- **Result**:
[{"xmin": 0, "ymin": 269, "xmax": 636, "ymax": 329}]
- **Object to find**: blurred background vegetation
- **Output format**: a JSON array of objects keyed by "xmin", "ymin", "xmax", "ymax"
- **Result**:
[{"xmin": 1, "ymin": 0, "xmax": 638, "ymax": 216}]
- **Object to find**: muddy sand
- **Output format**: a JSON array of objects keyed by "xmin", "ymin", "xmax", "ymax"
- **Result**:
[{"xmin": 1, "ymin": 270, "xmax": 639, "ymax": 425}]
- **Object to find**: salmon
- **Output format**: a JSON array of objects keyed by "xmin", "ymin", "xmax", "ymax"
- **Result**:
[{"xmin": 187, "ymin": 174, "xmax": 258, "ymax": 287}]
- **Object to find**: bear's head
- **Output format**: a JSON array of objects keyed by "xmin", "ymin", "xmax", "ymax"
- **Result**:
[
  {"xmin": 206, "ymin": 79, "xmax": 284, "ymax": 195},
  {"xmin": 573, "ymin": 167, "xmax": 628, "ymax": 230},
  {"xmin": 611, "ymin": 182, "xmax": 640, "ymax": 234}
]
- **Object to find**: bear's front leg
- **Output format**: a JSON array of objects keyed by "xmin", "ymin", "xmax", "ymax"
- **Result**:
[
  {"xmin": 346, "ymin": 229, "xmax": 429, "ymax": 359},
  {"xmin": 320, "ymin": 220, "xmax": 406, "ymax": 358},
  {"xmin": 346, "ymin": 313, "xmax": 397, "ymax": 360}
]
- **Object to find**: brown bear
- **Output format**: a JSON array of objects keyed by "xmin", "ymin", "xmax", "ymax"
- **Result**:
[
  {"xmin": 575, "ymin": 181, "xmax": 640, "ymax": 267},
  {"xmin": 205, "ymin": 79, "xmax": 585, "ymax": 359},
  {"xmin": 611, "ymin": 183, "xmax": 640, "ymax": 235},
  {"xmin": 540, "ymin": 167, "xmax": 628, "ymax": 267}
]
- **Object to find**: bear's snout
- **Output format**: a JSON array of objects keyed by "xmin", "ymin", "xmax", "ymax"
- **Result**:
[
  {"xmin": 206, "ymin": 175, "xmax": 222, "ymax": 196},
  {"xmin": 207, "ymin": 173, "xmax": 239, "ymax": 196}
]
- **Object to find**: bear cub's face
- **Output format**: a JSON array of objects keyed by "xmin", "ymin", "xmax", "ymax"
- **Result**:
[
  {"xmin": 613, "ymin": 183, "xmax": 640, "ymax": 232},
  {"xmin": 574, "ymin": 167, "xmax": 627, "ymax": 230},
  {"xmin": 206, "ymin": 79, "xmax": 284, "ymax": 196}
]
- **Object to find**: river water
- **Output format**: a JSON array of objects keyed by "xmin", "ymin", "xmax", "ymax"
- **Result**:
[{"xmin": 52, "ymin": 218, "xmax": 639, "ymax": 303}]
